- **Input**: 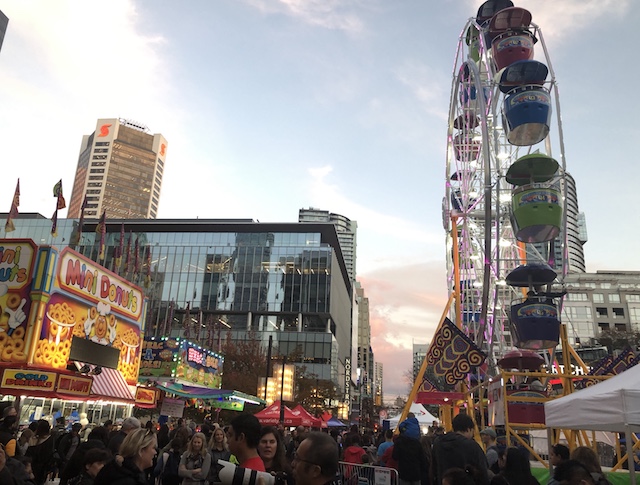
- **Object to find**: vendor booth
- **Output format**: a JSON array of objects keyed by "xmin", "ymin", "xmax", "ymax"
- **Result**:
[{"xmin": 0, "ymin": 239, "xmax": 144, "ymax": 423}]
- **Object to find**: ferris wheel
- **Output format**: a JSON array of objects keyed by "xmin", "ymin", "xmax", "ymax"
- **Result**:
[{"xmin": 443, "ymin": 0, "xmax": 569, "ymax": 370}]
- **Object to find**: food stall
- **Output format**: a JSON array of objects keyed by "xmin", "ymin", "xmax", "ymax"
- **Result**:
[{"xmin": 0, "ymin": 239, "xmax": 145, "ymax": 424}]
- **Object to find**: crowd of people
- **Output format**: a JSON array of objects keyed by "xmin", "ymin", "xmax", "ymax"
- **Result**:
[{"xmin": 0, "ymin": 403, "xmax": 623, "ymax": 485}]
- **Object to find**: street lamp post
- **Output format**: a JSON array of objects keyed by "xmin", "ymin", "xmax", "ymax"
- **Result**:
[{"xmin": 279, "ymin": 356, "xmax": 287, "ymax": 424}]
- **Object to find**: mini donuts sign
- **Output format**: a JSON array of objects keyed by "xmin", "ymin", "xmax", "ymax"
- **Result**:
[{"xmin": 58, "ymin": 249, "xmax": 142, "ymax": 320}]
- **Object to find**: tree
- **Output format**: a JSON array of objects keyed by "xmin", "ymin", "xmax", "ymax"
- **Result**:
[
  {"xmin": 295, "ymin": 373, "xmax": 339, "ymax": 416},
  {"xmin": 598, "ymin": 329, "xmax": 640, "ymax": 353},
  {"xmin": 220, "ymin": 330, "xmax": 267, "ymax": 396}
]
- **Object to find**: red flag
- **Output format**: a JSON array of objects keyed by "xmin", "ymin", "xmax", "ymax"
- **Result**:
[
  {"xmin": 115, "ymin": 223, "xmax": 125, "ymax": 270},
  {"xmin": 144, "ymin": 246, "xmax": 152, "ymax": 288},
  {"xmin": 5, "ymin": 180, "xmax": 20, "ymax": 233},
  {"xmin": 183, "ymin": 302, "xmax": 191, "ymax": 339},
  {"xmin": 78, "ymin": 194, "xmax": 88, "ymax": 230},
  {"xmin": 51, "ymin": 209, "xmax": 58, "ymax": 237},
  {"xmin": 134, "ymin": 237, "xmax": 140, "ymax": 274},
  {"xmin": 53, "ymin": 180, "xmax": 66, "ymax": 210},
  {"xmin": 124, "ymin": 231, "xmax": 132, "ymax": 274},
  {"xmin": 97, "ymin": 210, "xmax": 106, "ymax": 260}
]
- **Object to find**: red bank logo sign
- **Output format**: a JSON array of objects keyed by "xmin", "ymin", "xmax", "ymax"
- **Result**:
[
  {"xmin": 98, "ymin": 124, "xmax": 112, "ymax": 137},
  {"xmin": 160, "ymin": 143, "xmax": 167, "ymax": 157}
]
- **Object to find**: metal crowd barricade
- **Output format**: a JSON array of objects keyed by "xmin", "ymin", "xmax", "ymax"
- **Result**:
[{"xmin": 336, "ymin": 462, "xmax": 399, "ymax": 485}]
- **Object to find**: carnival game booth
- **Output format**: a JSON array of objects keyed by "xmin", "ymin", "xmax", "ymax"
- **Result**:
[
  {"xmin": 0, "ymin": 239, "xmax": 144, "ymax": 423},
  {"xmin": 138, "ymin": 336, "xmax": 264, "ymax": 415}
]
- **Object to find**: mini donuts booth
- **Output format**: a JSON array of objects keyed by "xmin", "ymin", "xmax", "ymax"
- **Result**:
[{"xmin": 0, "ymin": 239, "xmax": 150, "ymax": 423}]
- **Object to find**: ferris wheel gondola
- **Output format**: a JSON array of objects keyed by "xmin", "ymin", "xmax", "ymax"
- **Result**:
[{"xmin": 443, "ymin": 0, "xmax": 569, "ymax": 371}]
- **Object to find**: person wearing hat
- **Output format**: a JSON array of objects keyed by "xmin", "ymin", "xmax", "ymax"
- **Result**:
[{"xmin": 480, "ymin": 428, "xmax": 499, "ymax": 471}]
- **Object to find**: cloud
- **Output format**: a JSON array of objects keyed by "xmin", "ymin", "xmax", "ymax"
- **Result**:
[
  {"xmin": 360, "ymin": 260, "xmax": 448, "ymax": 398},
  {"xmin": 242, "ymin": 0, "xmax": 366, "ymax": 34}
]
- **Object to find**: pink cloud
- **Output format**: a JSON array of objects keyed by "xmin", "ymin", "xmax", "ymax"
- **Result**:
[{"xmin": 359, "ymin": 260, "xmax": 448, "ymax": 399}]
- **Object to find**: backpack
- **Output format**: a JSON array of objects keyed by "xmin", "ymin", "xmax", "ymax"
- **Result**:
[{"xmin": 160, "ymin": 451, "xmax": 182, "ymax": 485}]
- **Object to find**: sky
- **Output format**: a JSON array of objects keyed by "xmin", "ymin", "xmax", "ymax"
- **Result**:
[{"xmin": 0, "ymin": 0, "xmax": 638, "ymax": 400}]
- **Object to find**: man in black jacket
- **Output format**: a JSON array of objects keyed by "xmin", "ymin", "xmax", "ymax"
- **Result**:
[
  {"xmin": 432, "ymin": 414, "xmax": 489, "ymax": 485},
  {"xmin": 392, "ymin": 425, "xmax": 427, "ymax": 485}
]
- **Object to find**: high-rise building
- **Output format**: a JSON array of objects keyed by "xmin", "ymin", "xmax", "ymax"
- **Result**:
[
  {"xmin": 355, "ymin": 284, "xmax": 372, "ymax": 395},
  {"xmin": 0, "ymin": 10, "xmax": 8, "ymax": 52},
  {"xmin": 299, "ymin": 208, "xmax": 357, "ymax": 282},
  {"xmin": 413, "ymin": 343, "xmax": 430, "ymax": 380},
  {"xmin": 374, "ymin": 362, "xmax": 383, "ymax": 406},
  {"xmin": 68, "ymin": 118, "xmax": 168, "ymax": 220},
  {"xmin": 529, "ymin": 173, "xmax": 587, "ymax": 273}
]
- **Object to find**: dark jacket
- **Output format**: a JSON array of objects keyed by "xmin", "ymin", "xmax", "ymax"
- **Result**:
[
  {"xmin": 26, "ymin": 436, "xmax": 56, "ymax": 485},
  {"xmin": 94, "ymin": 458, "xmax": 147, "ymax": 485},
  {"xmin": 392, "ymin": 435, "xmax": 427, "ymax": 482},
  {"xmin": 107, "ymin": 431, "xmax": 127, "ymax": 456},
  {"xmin": 432, "ymin": 432, "xmax": 489, "ymax": 485}
]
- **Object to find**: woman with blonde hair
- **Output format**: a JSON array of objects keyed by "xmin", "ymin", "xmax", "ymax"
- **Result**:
[
  {"xmin": 208, "ymin": 427, "xmax": 230, "ymax": 484},
  {"xmin": 95, "ymin": 428, "xmax": 157, "ymax": 485},
  {"xmin": 179, "ymin": 432, "xmax": 211, "ymax": 485}
]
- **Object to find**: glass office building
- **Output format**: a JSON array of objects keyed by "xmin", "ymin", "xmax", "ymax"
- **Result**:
[{"xmin": 2, "ymin": 214, "xmax": 353, "ymax": 394}]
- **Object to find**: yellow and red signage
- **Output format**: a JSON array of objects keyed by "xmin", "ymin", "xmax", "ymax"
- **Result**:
[
  {"xmin": 0, "ymin": 367, "xmax": 92, "ymax": 398},
  {"xmin": 0, "ymin": 240, "xmax": 145, "ymax": 388},
  {"xmin": 135, "ymin": 386, "xmax": 158, "ymax": 407}
]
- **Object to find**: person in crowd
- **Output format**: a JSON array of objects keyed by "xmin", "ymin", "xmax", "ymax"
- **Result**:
[
  {"xmin": 59, "ymin": 424, "xmax": 83, "ymax": 471},
  {"xmin": 178, "ymin": 432, "xmax": 210, "ymax": 485},
  {"xmin": 95, "ymin": 428, "xmax": 157, "ymax": 485},
  {"xmin": 432, "ymin": 414, "xmax": 489, "ymax": 485},
  {"xmin": 553, "ymin": 460, "xmax": 596, "ymax": 485},
  {"xmin": 26, "ymin": 419, "xmax": 56, "ymax": 485},
  {"xmin": 59, "ymin": 440, "xmax": 107, "ymax": 485},
  {"xmin": 570, "ymin": 446, "xmax": 611, "ymax": 485},
  {"xmin": 168, "ymin": 420, "xmax": 185, "ymax": 442},
  {"xmin": 153, "ymin": 438, "xmax": 183, "ymax": 485},
  {"xmin": 393, "ymin": 419, "xmax": 428, "ymax": 485},
  {"xmin": 548, "ymin": 444, "xmax": 570, "ymax": 485},
  {"xmin": 342, "ymin": 433, "xmax": 367, "ymax": 464},
  {"xmin": 479, "ymin": 428, "xmax": 499, "ymax": 471},
  {"xmin": 156, "ymin": 425, "xmax": 170, "ymax": 451},
  {"xmin": 207, "ymin": 427, "xmax": 231, "ymax": 485},
  {"xmin": 258, "ymin": 426, "xmax": 291, "ymax": 476},
  {"xmin": 67, "ymin": 449, "xmax": 112, "ymax": 485},
  {"xmin": 291, "ymin": 432, "xmax": 338, "ymax": 485},
  {"xmin": 490, "ymin": 447, "xmax": 537, "ymax": 485},
  {"xmin": 376, "ymin": 430, "xmax": 394, "ymax": 466},
  {"xmin": 87, "ymin": 427, "xmax": 109, "ymax": 448},
  {"xmin": 226, "ymin": 414, "xmax": 265, "ymax": 471},
  {"xmin": 442, "ymin": 466, "xmax": 485, "ymax": 485},
  {"xmin": 398, "ymin": 413, "xmax": 421, "ymax": 440},
  {"xmin": 0, "ymin": 414, "xmax": 19, "ymax": 457},
  {"xmin": 420, "ymin": 435, "xmax": 435, "ymax": 485},
  {"xmin": 18, "ymin": 429, "xmax": 34, "ymax": 457},
  {"xmin": 160, "ymin": 428, "xmax": 189, "ymax": 455},
  {"xmin": 108, "ymin": 418, "xmax": 142, "ymax": 456},
  {"xmin": 286, "ymin": 426, "xmax": 307, "ymax": 462}
]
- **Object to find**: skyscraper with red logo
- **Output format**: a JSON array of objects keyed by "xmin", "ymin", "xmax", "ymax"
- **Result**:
[{"xmin": 68, "ymin": 118, "xmax": 168, "ymax": 219}]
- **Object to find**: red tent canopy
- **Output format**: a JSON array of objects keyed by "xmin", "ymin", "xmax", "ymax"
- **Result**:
[
  {"xmin": 254, "ymin": 401, "xmax": 301, "ymax": 426},
  {"xmin": 290, "ymin": 405, "xmax": 325, "ymax": 428}
]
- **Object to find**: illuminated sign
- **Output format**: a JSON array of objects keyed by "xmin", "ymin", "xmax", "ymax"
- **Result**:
[
  {"xmin": 135, "ymin": 387, "xmax": 158, "ymax": 406},
  {"xmin": 57, "ymin": 374, "xmax": 92, "ymax": 396},
  {"xmin": 2, "ymin": 369, "xmax": 57, "ymax": 391},
  {"xmin": 58, "ymin": 249, "xmax": 143, "ymax": 319}
]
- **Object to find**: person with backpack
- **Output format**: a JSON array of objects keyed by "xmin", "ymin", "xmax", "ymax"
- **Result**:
[
  {"xmin": 154, "ymin": 438, "xmax": 183, "ymax": 485},
  {"xmin": 178, "ymin": 433, "xmax": 210, "ymax": 485}
]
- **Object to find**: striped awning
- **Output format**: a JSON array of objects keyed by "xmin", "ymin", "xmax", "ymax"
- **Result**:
[{"xmin": 75, "ymin": 363, "xmax": 135, "ymax": 403}]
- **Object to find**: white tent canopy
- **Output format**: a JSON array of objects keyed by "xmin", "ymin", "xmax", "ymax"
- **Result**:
[
  {"xmin": 387, "ymin": 402, "xmax": 439, "ymax": 428},
  {"xmin": 545, "ymin": 364, "xmax": 640, "ymax": 432}
]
